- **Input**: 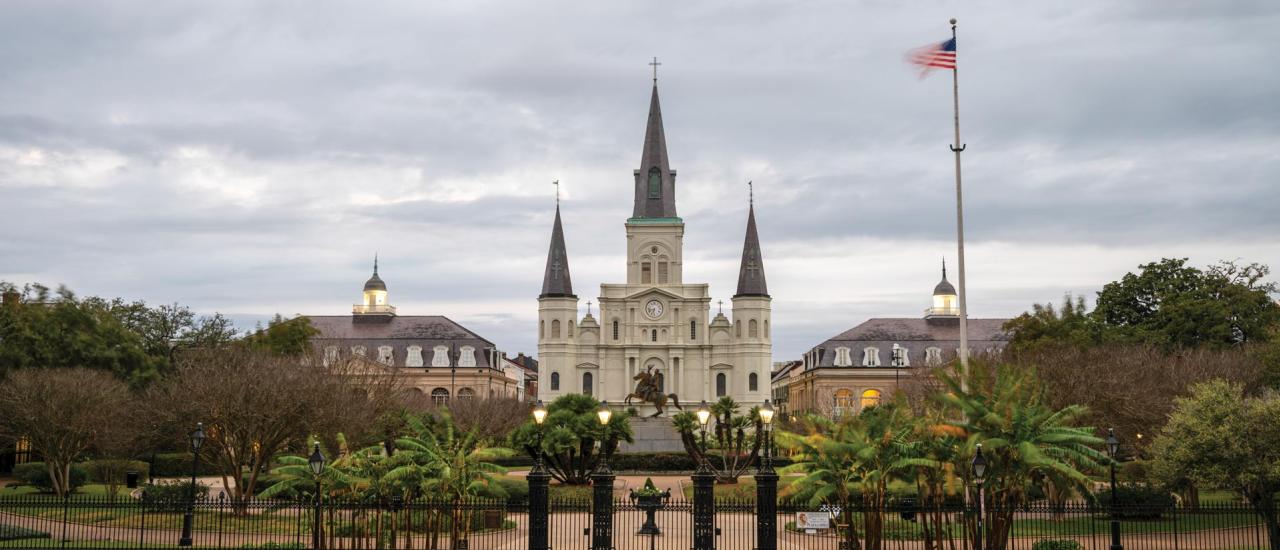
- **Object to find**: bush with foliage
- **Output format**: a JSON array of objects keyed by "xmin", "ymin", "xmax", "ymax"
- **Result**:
[
  {"xmin": 1094, "ymin": 484, "xmax": 1175, "ymax": 519},
  {"xmin": 141, "ymin": 481, "xmax": 210, "ymax": 512},
  {"xmin": 12, "ymin": 462, "xmax": 88, "ymax": 494},
  {"xmin": 82, "ymin": 459, "xmax": 150, "ymax": 483},
  {"xmin": 148, "ymin": 452, "xmax": 221, "ymax": 477},
  {"xmin": 508, "ymin": 394, "xmax": 633, "ymax": 485},
  {"xmin": 1031, "ymin": 540, "xmax": 1081, "ymax": 550}
]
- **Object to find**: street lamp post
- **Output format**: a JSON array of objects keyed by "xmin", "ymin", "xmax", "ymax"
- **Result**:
[
  {"xmin": 529, "ymin": 401, "xmax": 550, "ymax": 550},
  {"xmin": 591, "ymin": 401, "xmax": 616, "ymax": 550},
  {"xmin": 178, "ymin": 422, "xmax": 205, "ymax": 547},
  {"xmin": 755, "ymin": 400, "xmax": 778, "ymax": 550},
  {"xmin": 971, "ymin": 444, "xmax": 987, "ymax": 550},
  {"xmin": 1106, "ymin": 428, "xmax": 1123, "ymax": 550},
  {"xmin": 309, "ymin": 443, "xmax": 326, "ymax": 550},
  {"xmin": 693, "ymin": 401, "xmax": 716, "ymax": 550}
]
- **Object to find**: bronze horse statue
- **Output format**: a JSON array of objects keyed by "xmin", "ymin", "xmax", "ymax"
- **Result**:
[{"xmin": 625, "ymin": 367, "xmax": 682, "ymax": 417}]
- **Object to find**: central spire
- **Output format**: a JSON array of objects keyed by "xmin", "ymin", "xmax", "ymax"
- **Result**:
[{"xmin": 632, "ymin": 82, "xmax": 678, "ymax": 219}]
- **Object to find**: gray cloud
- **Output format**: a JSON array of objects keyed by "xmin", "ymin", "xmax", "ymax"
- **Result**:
[{"xmin": 1, "ymin": 0, "xmax": 1278, "ymax": 359}]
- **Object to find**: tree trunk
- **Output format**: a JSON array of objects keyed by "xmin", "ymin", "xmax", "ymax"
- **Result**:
[{"xmin": 1246, "ymin": 489, "xmax": 1280, "ymax": 550}]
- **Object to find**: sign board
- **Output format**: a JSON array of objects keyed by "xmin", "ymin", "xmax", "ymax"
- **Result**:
[{"xmin": 795, "ymin": 512, "xmax": 830, "ymax": 531}]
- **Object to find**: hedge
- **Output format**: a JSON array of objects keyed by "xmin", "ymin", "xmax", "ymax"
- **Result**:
[
  {"xmin": 12, "ymin": 462, "xmax": 88, "ymax": 493},
  {"xmin": 495, "ymin": 452, "xmax": 792, "ymax": 472},
  {"xmin": 148, "ymin": 453, "xmax": 221, "ymax": 477},
  {"xmin": 141, "ymin": 481, "xmax": 210, "ymax": 512},
  {"xmin": 1094, "ymin": 484, "xmax": 1176, "ymax": 519},
  {"xmin": 1031, "ymin": 540, "xmax": 1081, "ymax": 550},
  {"xmin": 81, "ymin": 459, "xmax": 150, "ymax": 484}
]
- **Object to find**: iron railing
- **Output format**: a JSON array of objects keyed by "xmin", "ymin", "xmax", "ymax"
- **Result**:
[{"xmin": 0, "ymin": 494, "xmax": 1270, "ymax": 550}]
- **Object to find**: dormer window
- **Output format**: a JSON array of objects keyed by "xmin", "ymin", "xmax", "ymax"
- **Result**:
[
  {"xmin": 925, "ymin": 347, "xmax": 942, "ymax": 365},
  {"xmin": 431, "ymin": 346, "xmax": 449, "ymax": 367},
  {"xmin": 647, "ymin": 167, "xmax": 661, "ymax": 198},
  {"xmin": 459, "ymin": 346, "xmax": 476, "ymax": 367},
  {"xmin": 890, "ymin": 344, "xmax": 910, "ymax": 367},
  {"xmin": 351, "ymin": 345, "xmax": 367, "ymax": 357},
  {"xmin": 323, "ymin": 346, "xmax": 338, "ymax": 366},
  {"xmin": 862, "ymin": 347, "xmax": 881, "ymax": 367},
  {"xmin": 833, "ymin": 347, "xmax": 853, "ymax": 367},
  {"xmin": 377, "ymin": 346, "xmax": 394, "ymax": 366},
  {"xmin": 406, "ymin": 346, "xmax": 424, "ymax": 367}
]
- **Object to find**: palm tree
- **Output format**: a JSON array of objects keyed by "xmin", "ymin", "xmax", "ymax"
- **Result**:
[
  {"xmin": 777, "ymin": 416, "xmax": 866, "ymax": 550},
  {"xmin": 934, "ymin": 361, "xmax": 1107, "ymax": 550}
]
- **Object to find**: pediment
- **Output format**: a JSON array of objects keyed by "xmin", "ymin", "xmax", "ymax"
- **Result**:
[
  {"xmin": 623, "ymin": 287, "xmax": 687, "ymax": 301},
  {"xmin": 576, "ymin": 362, "xmax": 600, "ymax": 370},
  {"xmin": 709, "ymin": 362, "xmax": 735, "ymax": 370}
]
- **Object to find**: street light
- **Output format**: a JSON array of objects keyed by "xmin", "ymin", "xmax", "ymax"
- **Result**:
[
  {"xmin": 596, "ymin": 400, "xmax": 613, "ymax": 426},
  {"xmin": 696, "ymin": 401, "xmax": 712, "ymax": 454},
  {"xmin": 759, "ymin": 399, "xmax": 776, "ymax": 461},
  {"xmin": 178, "ymin": 422, "xmax": 205, "ymax": 547},
  {"xmin": 1106, "ymin": 428, "xmax": 1123, "ymax": 550},
  {"xmin": 533, "ymin": 400, "xmax": 549, "ymax": 426},
  {"xmin": 309, "ymin": 443, "xmax": 326, "ymax": 549},
  {"xmin": 591, "ymin": 400, "xmax": 616, "ymax": 550},
  {"xmin": 755, "ymin": 399, "xmax": 779, "ymax": 550},
  {"xmin": 971, "ymin": 444, "xmax": 987, "ymax": 550},
  {"xmin": 529, "ymin": 402, "xmax": 551, "ymax": 550}
]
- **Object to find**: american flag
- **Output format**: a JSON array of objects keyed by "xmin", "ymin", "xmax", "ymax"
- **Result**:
[{"xmin": 907, "ymin": 38, "xmax": 957, "ymax": 74}]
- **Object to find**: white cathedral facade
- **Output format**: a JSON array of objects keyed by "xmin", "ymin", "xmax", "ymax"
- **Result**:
[{"xmin": 537, "ymin": 82, "xmax": 772, "ymax": 411}]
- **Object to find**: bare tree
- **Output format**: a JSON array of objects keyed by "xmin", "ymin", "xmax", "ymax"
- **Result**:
[
  {"xmin": 144, "ymin": 348, "xmax": 402, "ymax": 512},
  {"xmin": 0, "ymin": 368, "xmax": 132, "ymax": 497}
]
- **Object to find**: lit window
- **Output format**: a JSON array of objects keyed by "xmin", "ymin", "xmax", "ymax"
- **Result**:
[
  {"xmin": 861, "ymin": 389, "xmax": 882, "ymax": 409},
  {"xmin": 862, "ymin": 347, "xmax": 880, "ymax": 367},
  {"xmin": 834, "ymin": 389, "xmax": 854, "ymax": 418}
]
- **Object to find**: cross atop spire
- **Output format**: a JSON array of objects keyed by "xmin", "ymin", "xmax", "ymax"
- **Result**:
[
  {"xmin": 748, "ymin": 180, "xmax": 753, "ymax": 206},
  {"xmin": 649, "ymin": 56, "xmax": 662, "ymax": 84},
  {"xmin": 373, "ymin": 253, "xmax": 378, "ymax": 275},
  {"xmin": 942, "ymin": 257, "xmax": 947, "ymax": 280},
  {"xmin": 553, "ymin": 179, "xmax": 560, "ymax": 206}
]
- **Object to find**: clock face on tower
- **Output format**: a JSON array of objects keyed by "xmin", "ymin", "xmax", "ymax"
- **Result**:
[{"xmin": 644, "ymin": 299, "xmax": 664, "ymax": 319}]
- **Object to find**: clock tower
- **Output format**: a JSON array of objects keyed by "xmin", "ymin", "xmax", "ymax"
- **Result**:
[{"xmin": 536, "ymin": 79, "xmax": 773, "ymax": 411}]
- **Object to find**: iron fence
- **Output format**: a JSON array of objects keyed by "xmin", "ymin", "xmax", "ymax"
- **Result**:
[{"xmin": 0, "ymin": 494, "xmax": 1270, "ymax": 550}]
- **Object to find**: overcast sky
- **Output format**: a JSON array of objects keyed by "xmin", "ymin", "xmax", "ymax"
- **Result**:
[{"xmin": 2, "ymin": 1, "xmax": 1277, "ymax": 360}]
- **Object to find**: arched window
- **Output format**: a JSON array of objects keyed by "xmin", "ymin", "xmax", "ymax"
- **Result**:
[
  {"xmin": 690, "ymin": 320, "xmax": 697, "ymax": 340},
  {"xmin": 641, "ymin": 262, "xmax": 653, "ymax": 284},
  {"xmin": 764, "ymin": 320, "xmax": 769, "ymax": 337},
  {"xmin": 735, "ymin": 320, "xmax": 742, "ymax": 337},
  {"xmin": 716, "ymin": 373, "xmax": 727, "ymax": 397},
  {"xmin": 749, "ymin": 372, "xmax": 758, "ymax": 392},
  {"xmin": 749, "ymin": 319, "xmax": 759, "ymax": 337},
  {"xmin": 834, "ymin": 389, "xmax": 855, "ymax": 418},
  {"xmin": 582, "ymin": 372, "xmax": 593, "ymax": 396},
  {"xmin": 431, "ymin": 388, "xmax": 450, "ymax": 405},
  {"xmin": 568, "ymin": 321, "xmax": 575, "ymax": 337},
  {"xmin": 862, "ymin": 347, "xmax": 881, "ymax": 367},
  {"xmin": 540, "ymin": 320, "xmax": 545, "ymax": 339},
  {"xmin": 612, "ymin": 320, "xmax": 620, "ymax": 340},
  {"xmin": 405, "ymin": 346, "xmax": 423, "ymax": 367},
  {"xmin": 651, "ymin": 330, "xmax": 657, "ymax": 342},
  {"xmin": 658, "ymin": 261, "xmax": 669, "ymax": 284},
  {"xmin": 458, "ymin": 387, "xmax": 476, "ymax": 400},
  {"xmin": 550, "ymin": 372, "xmax": 560, "ymax": 391},
  {"xmin": 861, "ymin": 389, "xmax": 882, "ymax": 409},
  {"xmin": 551, "ymin": 319, "xmax": 561, "ymax": 338}
]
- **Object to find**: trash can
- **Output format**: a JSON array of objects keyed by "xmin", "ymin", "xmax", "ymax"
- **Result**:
[{"xmin": 126, "ymin": 471, "xmax": 139, "ymax": 489}]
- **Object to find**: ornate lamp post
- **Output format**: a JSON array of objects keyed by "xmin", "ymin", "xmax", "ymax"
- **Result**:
[
  {"xmin": 591, "ymin": 401, "xmax": 615, "ymax": 550},
  {"xmin": 450, "ymin": 344, "xmax": 459, "ymax": 402},
  {"xmin": 309, "ymin": 443, "xmax": 326, "ymax": 550},
  {"xmin": 529, "ymin": 401, "xmax": 551, "ymax": 550},
  {"xmin": 971, "ymin": 444, "xmax": 987, "ymax": 550},
  {"xmin": 693, "ymin": 401, "xmax": 716, "ymax": 550},
  {"xmin": 755, "ymin": 400, "xmax": 778, "ymax": 550},
  {"xmin": 178, "ymin": 422, "xmax": 204, "ymax": 547},
  {"xmin": 1106, "ymin": 428, "xmax": 1123, "ymax": 550}
]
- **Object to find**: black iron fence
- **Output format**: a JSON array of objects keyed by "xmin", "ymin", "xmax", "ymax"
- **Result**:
[{"xmin": 0, "ymin": 494, "xmax": 1270, "ymax": 550}]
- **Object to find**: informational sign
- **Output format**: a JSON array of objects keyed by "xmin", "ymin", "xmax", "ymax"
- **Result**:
[{"xmin": 795, "ymin": 512, "xmax": 830, "ymax": 531}]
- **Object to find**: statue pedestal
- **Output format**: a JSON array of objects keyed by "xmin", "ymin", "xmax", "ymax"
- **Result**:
[{"xmin": 618, "ymin": 416, "xmax": 686, "ymax": 453}]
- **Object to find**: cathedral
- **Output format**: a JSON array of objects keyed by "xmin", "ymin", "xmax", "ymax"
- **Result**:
[{"xmin": 536, "ymin": 82, "xmax": 772, "ymax": 411}]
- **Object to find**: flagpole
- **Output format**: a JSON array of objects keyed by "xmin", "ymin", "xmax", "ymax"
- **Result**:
[{"xmin": 948, "ymin": 17, "xmax": 971, "ymax": 381}]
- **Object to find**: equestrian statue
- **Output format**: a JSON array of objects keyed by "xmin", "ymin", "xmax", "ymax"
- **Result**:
[{"xmin": 625, "ymin": 366, "xmax": 682, "ymax": 417}]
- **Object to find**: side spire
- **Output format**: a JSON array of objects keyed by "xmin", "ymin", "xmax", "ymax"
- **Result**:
[
  {"xmin": 632, "ymin": 77, "xmax": 678, "ymax": 219},
  {"xmin": 734, "ymin": 188, "xmax": 768, "ymax": 298},
  {"xmin": 539, "ymin": 204, "xmax": 575, "ymax": 298}
]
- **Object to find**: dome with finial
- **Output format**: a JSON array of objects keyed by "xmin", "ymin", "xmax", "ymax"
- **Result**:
[
  {"xmin": 364, "ymin": 256, "xmax": 387, "ymax": 292},
  {"xmin": 933, "ymin": 259, "xmax": 956, "ymax": 296}
]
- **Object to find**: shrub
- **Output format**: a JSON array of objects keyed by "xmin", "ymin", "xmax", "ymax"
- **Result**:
[
  {"xmin": 82, "ymin": 459, "xmax": 150, "ymax": 483},
  {"xmin": 1032, "ymin": 540, "xmax": 1081, "ymax": 550},
  {"xmin": 1094, "ymin": 484, "xmax": 1176, "ymax": 519},
  {"xmin": 492, "ymin": 477, "xmax": 529, "ymax": 502},
  {"xmin": 12, "ymin": 462, "xmax": 88, "ymax": 494},
  {"xmin": 238, "ymin": 544, "xmax": 304, "ymax": 550},
  {"xmin": 141, "ymin": 481, "xmax": 210, "ymax": 512},
  {"xmin": 148, "ymin": 453, "xmax": 220, "ymax": 477}
]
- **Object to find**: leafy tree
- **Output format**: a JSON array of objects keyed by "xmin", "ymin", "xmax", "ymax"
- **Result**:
[
  {"xmin": 934, "ymin": 361, "xmax": 1107, "ymax": 550},
  {"xmin": 245, "ymin": 314, "xmax": 319, "ymax": 356},
  {"xmin": 671, "ymin": 397, "xmax": 762, "ymax": 483},
  {"xmin": 1150, "ymin": 380, "xmax": 1280, "ymax": 550},
  {"xmin": 0, "ymin": 284, "xmax": 163, "ymax": 386},
  {"xmin": 1093, "ymin": 259, "xmax": 1278, "ymax": 348},
  {"xmin": 1003, "ymin": 294, "xmax": 1103, "ymax": 353},
  {"xmin": 0, "ymin": 368, "xmax": 132, "ymax": 497},
  {"xmin": 780, "ymin": 402, "xmax": 936, "ymax": 550},
  {"xmin": 509, "ymin": 394, "xmax": 633, "ymax": 485}
]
